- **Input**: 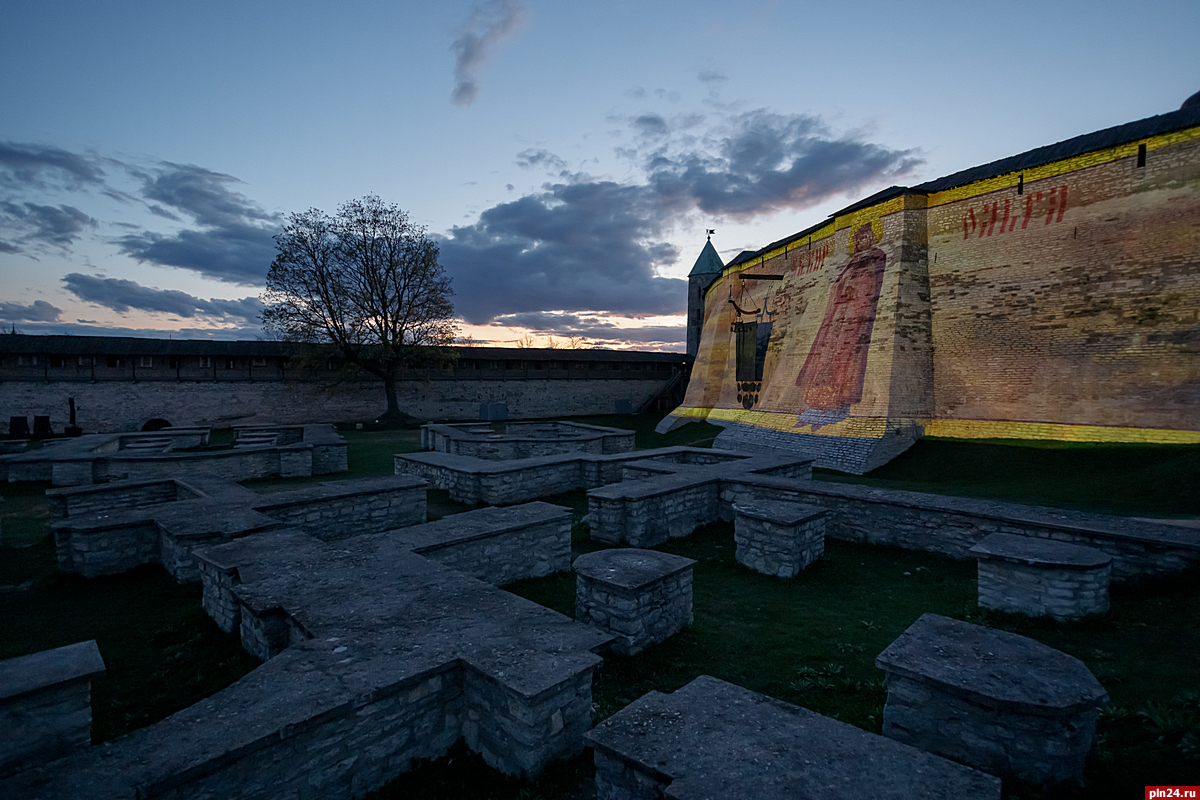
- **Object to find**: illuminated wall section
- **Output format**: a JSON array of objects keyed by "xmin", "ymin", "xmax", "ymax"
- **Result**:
[
  {"xmin": 925, "ymin": 128, "xmax": 1200, "ymax": 444},
  {"xmin": 663, "ymin": 110, "xmax": 1200, "ymax": 473},
  {"xmin": 669, "ymin": 194, "xmax": 934, "ymax": 474}
]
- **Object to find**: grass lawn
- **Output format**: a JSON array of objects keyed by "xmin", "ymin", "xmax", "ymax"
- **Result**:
[
  {"xmin": 815, "ymin": 436, "xmax": 1200, "ymax": 518},
  {"xmin": 2, "ymin": 415, "xmax": 1197, "ymax": 799}
]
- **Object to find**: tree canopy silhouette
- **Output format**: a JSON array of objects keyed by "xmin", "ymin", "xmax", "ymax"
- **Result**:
[{"xmin": 261, "ymin": 194, "xmax": 457, "ymax": 420}]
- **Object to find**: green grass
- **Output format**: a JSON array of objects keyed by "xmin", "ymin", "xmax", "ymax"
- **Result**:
[
  {"xmin": 565, "ymin": 413, "xmax": 722, "ymax": 450},
  {"xmin": 0, "ymin": 566, "xmax": 258, "ymax": 744},
  {"xmin": 816, "ymin": 437, "xmax": 1200, "ymax": 517}
]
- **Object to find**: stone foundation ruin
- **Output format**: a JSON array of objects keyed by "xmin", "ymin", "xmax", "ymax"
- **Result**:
[
  {"xmin": 4, "ymin": 416, "xmax": 1198, "ymax": 797},
  {"xmin": 876, "ymin": 613, "xmax": 1109, "ymax": 786},
  {"xmin": 970, "ymin": 533, "xmax": 1112, "ymax": 620},
  {"xmin": 585, "ymin": 675, "xmax": 1001, "ymax": 799},
  {"xmin": 1, "ymin": 424, "xmax": 347, "ymax": 486}
]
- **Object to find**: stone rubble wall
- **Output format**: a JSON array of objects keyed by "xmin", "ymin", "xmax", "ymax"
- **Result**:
[
  {"xmin": 976, "ymin": 560, "xmax": 1112, "ymax": 619},
  {"xmin": 0, "ymin": 642, "xmax": 105, "ymax": 780},
  {"xmin": 882, "ymin": 673, "xmax": 1098, "ymax": 787},
  {"xmin": 462, "ymin": 664, "xmax": 594, "ymax": 776},
  {"xmin": 733, "ymin": 506, "xmax": 825, "ymax": 578},
  {"xmin": 413, "ymin": 514, "xmax": 570, "ymax": 586},
  {"xmin": 254, "ymin": 485, "xmax": 426, "ymax": 542},
  {"xmin": 149, "ymin": 663, "xmax": 465, "ymax": 800},
  {"xmin": 52, "ymin": 520, "xmax": 160, "ymax": 578},
  {"xmin": 575, "ymin": 565, "xmax": 693, "ymax": 656},
  {"xmin": 588, "ymin": 478, "xmax": 719, "ymax": 548},
  {"xmin": 766, "ymin": 480, "xmax": 1200, "ymax": 581},
  {"xmin": 46, "ymin": 479, "xmax": 196, "ymax": 520}
]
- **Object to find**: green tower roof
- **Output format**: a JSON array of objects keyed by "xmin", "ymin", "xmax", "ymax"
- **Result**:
[{"xmin": 688, "ymin": 239, "xmax": 724, "ymax": 277}]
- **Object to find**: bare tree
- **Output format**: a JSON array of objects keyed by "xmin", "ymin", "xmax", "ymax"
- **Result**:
[{"xmin": 261, "ymin": 195, "xmax": 457, "ymax": 421}]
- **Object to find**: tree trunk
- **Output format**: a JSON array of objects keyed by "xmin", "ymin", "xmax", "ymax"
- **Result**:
[{"xmin": 381, "ymin": 374, "xmax": 401, "ymax": 421}]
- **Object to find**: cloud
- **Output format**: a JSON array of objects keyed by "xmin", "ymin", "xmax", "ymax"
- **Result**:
[
  {"xmin": 698, "ymin": 70, "xmax": 728, "ymax": 84},
  {"xmin": 516, "ymin": 148, "xmax": 568, "ymax": 174},
  {"xmin": 0, "ymin": 300, "xmax": 62, "ymax": 322},
  {"xmin": 640, "ymin": 109, "xmax": 923, "ymax": 219},
  {"xmin": 62, "ymin": 273, "xmax": 264, "ymax": 322},
  {"xmin": 440, "ymin": 179, "xmax": 687, "ymax": 325},
  {"xmin": 10, "ymin": 320, "xmax": 265, "ymax": 340},
  {"xmin": 441, "ymin": 108, "xmax": 920, "ymax": 325},
  {"xmin": 0, "ymin": 201, "xmax": 98, "ymax": 248},
  {"xmin": 116, "ymin": 163, "xmax": 281, "ymax": 285},
  {"xmin": 490, "ymin": 311, "xmax": 685, "ymax": 346},
  {"xmin": 0, "ymin": 142, "xmax": 106, "ymax": 189},
  {"xmin": 450, "ymin": 0, "xmax": 526, "ymax": 106}
]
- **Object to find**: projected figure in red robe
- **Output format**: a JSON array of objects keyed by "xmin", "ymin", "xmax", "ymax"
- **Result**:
[{"xmin": 794, "ymin": 223, "xmax": 887, "ymax": 429}]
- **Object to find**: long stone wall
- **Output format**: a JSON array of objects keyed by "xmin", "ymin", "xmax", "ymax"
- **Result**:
[{"xmin": 0, "ymin": 375, "xmax": 672, "ymax": 433}]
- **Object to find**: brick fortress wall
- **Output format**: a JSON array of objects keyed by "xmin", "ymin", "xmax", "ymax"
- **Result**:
[{"xmin": 665, "ymin": 111, "xmax": 1200, "ymax": 472}]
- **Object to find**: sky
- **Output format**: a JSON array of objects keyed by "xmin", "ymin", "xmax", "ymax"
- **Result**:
[{"xmin": 2, "ymin": 0, "xmax": 1198, "ymax": 352}]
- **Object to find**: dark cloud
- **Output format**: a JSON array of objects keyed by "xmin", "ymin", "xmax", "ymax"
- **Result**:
[
  {"xmin": 11, "ymin": 320, "xmax": 264, "ymax": 340},
  {"xmin": 631, "ymin": 114, "xmax": 670, "ymax": 138},
  {"xmin": 117, "ymin": 163, "xmax": 281, "ymax": 285},
  {"xmin": 440, "ymin": 179, "xmax": 686, "ymax": 325},
  {"xmin": 0, "ymin": 142, "xmax": 105, "ymax": 189},
  {"xmin": 0, "ymin": 240, "xmax": 21, "ymax": 254},
  {"xmin": 492, "ymin": 311, "xmax": 684, "ymax": 347},
  {"xmin": 450, "ymin": 0, "xmax": 526, "ymax": 106},
  {"xmin": 641, "ymin": 109, "xmax": 923, "ymax": 219},
  {"xmin": 441, "ymin": 108, "xmax": 919, "ymax": 325},
  {"xmin": 62, "ymin": 273, "xmax": 264, "ymax": 322},
  {"xmin": 698, "ymin": 70, "xmax": 728, "ymax": 84},
  {"xmin": 0, "ymin": 202, "xmax": 97, "ymax": 248},
  {"xmin": 0, "ymin": 300, "xmax": 62, "ymax": 322}
]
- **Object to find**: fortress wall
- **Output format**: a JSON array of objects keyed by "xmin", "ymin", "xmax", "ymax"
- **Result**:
[
  {"xmin": 669, "ymin": 116, "xmax": 1200, "ymax": 471},
  {"xmin": 926, "ymin": 129, "xmax": 1200, "ymax": 442},
  {"xmin": 680, "ymin": 195, "xmax": 936, "ymax": 472},
  {"xmin": 0, "ymin": 376, "xmax": 666, "ymax": 432}
]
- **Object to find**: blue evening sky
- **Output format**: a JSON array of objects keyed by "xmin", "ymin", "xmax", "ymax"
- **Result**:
[{"xmin": 2, "ymin": 0, "xmax": 1197, "ymax": 350}]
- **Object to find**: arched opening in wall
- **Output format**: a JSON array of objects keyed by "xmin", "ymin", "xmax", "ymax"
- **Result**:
[{"xmin": 142, "ymin": 418, "xmax": 172, "ymax": 431}]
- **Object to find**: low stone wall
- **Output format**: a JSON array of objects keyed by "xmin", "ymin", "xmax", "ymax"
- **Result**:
[
  {"xmin": 588, "ymin": 475, "xmax": 720, "ymax": 548},
  {"xmin": 399, "ymin": 503, "xmax": 571, "ymax": 586},
  {"xmin": 971, "ymin": 533, "xmax": 1112, "ymax": 619},
  {"xmin": 574, "ymin": 549, "xmax": 695, "ymax": 655},
  {"xmin": 585, "ymin": 675, "xmax": 1000, "ymax": 799},
  {"xmin": 47, "ymin": 479, "xmax": 202, "ymax": 520},
  {"xmin": 4, "ymin": 425, "xmax": 347, "ymax": 487},
  {"xmin": 763, "ymin": 480, "xmax": 1200, "ymax": 581},
  {"xmin": 876, "ymin": 614, "xmax": 1108, "ymax": 786},
  {"xmin": 423, "ymin": 421, "xmax": 636, "ymax": 461},
  {"xmin": 0, "ymin": 641, "xmax": 106, "ymax": 780},
  {"xmin": 252, "ymin": 477, "xmax": 426, "ymax": 542},
  {"xmin": 733, "ymin": 501, "xmax": 826, "ymax": 578},
  {"xmin": 51, "ymin": 475, "xmax": 428, "ymax": 582}
]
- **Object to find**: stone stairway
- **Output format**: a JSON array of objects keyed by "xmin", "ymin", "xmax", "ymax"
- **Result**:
[
  {"xmin": 234, "ymin": 431, "xmax": 281, "ymax": 448},
  {"xmin": 119, "ymin": 436, "xmax": 174, "ymax": 452}
]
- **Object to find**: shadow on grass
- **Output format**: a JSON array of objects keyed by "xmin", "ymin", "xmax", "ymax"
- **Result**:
[
  {"xmin": 816, "ymin": 438, "xmax": 1200, "ymax": 517},
  {"xmin": 0, "ymin": 565, "xmax": 258, "ymax": 744}
]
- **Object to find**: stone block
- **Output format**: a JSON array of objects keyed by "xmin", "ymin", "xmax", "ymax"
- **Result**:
[
  {"xmin": 970, "ymin": 533, "xmax": 1112, "ymax": 620},
  {"xmin": 876, "ymin": 613, "xmax": 1107, "ymax": 786},
  {"xmin": 586, "ymin": 675, "xmax": 1000, "ymax": 799},
  {"xmin": 732, "ymin": 500, "xmax": 827, "ymax": 577},
  {"xmin": 574, "ymin": 548, "xmax": 694, "ymax": 655},
  {"xmin": 0, "ymin": 641, "xmax": 106, "ymax": 778}
]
